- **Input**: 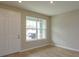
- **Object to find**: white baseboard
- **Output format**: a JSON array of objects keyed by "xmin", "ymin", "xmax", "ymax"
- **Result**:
[
  {"xmin": 20, "ymin": 43, "xmax": 50, "ymax": 52},
  {"xmin": 55, "ymin": 44, "xmax": 79, "ymax": 52}
]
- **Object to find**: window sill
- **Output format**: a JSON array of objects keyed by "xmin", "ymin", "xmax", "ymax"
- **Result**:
[{"xmin": 26, "ymin": 39, "xmax": 47, "ymax": 42}]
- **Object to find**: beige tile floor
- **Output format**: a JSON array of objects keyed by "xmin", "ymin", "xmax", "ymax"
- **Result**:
[{"xmin": 5, "ymin": 45, "xmax": 79, "ymax": 57}]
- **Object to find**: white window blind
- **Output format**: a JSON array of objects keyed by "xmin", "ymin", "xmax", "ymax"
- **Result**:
[{"xmin": 26, "ymin": 16, "xmax": 47, "ymax": 41}]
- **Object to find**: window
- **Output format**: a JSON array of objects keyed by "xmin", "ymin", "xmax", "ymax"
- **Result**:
[{"xmin": 26, "ymin": 16, "xmax": 47, "ymax": 41}]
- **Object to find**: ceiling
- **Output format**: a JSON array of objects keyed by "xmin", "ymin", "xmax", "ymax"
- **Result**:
[{"xmin": 0, "ymin": 1, "xmax": 79, "ymax": 16}]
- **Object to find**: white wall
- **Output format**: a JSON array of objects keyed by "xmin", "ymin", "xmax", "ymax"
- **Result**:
[{"xmin": 52, "ymin": 10, "xmax": 79, "ymax": 51}]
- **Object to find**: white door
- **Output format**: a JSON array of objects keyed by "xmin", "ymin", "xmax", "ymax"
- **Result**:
[
  {"xmin": 0, "ymin": 8, "xmax": 21, "ymax": 56},
  {"xmin": 0, "ymin": 11, "xmax": 7, "ymax": 56}
]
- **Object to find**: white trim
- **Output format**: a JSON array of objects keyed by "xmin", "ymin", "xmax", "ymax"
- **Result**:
[
  {"xmin": 20, "ymin": 43, "xmax": 50, "ymax": 52},
  {"xmin": 55, "ymin": 44, "xmax": 79, "ymax": 52}
]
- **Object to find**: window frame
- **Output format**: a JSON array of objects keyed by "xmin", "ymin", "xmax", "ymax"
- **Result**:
[{"xmin": 26, "ymin": 16, "xmax": 47, "ymax": 41}]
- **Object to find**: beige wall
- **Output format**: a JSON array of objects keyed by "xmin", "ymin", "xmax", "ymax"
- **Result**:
[
  {"xmin": 51, "ymin": 9, "xmax": 79, "ymax": 51},
  {"xmin": 21, "ymin": 10, "xmax": 51, "ymax": 50},
  {"xmin": 0, "ymin": 3, "xmax": 51, "ymax": 51}
]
